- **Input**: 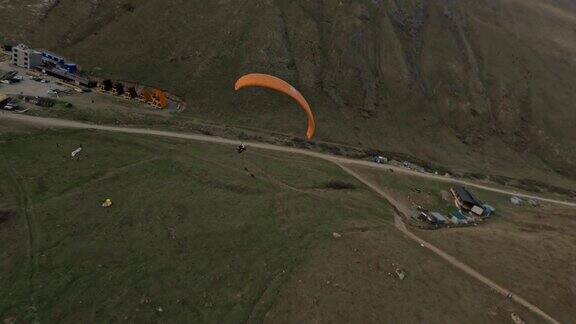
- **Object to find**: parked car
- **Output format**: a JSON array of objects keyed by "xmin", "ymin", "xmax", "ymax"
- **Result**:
[
  {"xmin": 373, "ymin": 156, "xmax": 388, "ymax": 164},
  {"xmin": 3, "ymin": 102, "xmax": 18, "ymax": 110}
]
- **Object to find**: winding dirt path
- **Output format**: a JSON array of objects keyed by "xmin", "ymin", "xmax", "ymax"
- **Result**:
[
  {"xmin": 338, "ymin": 163, "xmax": 561, "ymax": 324},
  {"xmin": 1, "ymin": 112, "xmax": 570, "ymax": 323}
]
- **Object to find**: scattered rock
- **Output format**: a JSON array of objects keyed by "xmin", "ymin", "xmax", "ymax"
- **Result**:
[
  {"xmin": 526, "ymin": 199, "xmax": 540, "ymax": 207},
  {"xmin": 395, "ymin": 268, "xmax": 406, "ymax": 280},
  {"xmin": 332, "ymin": 232, "xmax": 342, "ymax": 239},
  {"xmin": 140, "ymin": 295, "xmax": 151, "ymax": 304},
  {"xmin": 510, "ymin": 196, "xmax": 523, "ymax": 206},
  {"xmin": 511, "ymin": 313, "xmax": 525, "ymax": 324}
]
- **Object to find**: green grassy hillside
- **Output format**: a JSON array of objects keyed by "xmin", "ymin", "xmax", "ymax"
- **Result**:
[
  {"xmin": 1, "ymin": 0, "xmax": 575, "ymax": 187},
  {"xmin": 0, "ymin": 126, "xmax": 392, "ymax": 322}
]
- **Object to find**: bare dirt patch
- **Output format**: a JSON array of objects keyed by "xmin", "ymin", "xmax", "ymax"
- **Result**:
[
  {"xmin": 345, "ymin": 164, "xmax": 576, "ymax": 322},
  {"xmin": 415, "ymin": 204, "xmax": 576, "ymax": 323},
  {"xmin": 0, "ymin": 119, "xmax": 47, "ymax": 135},
  {"xmin": 264, "ymin": 227, "xmax": 541, "ymax": 324}
]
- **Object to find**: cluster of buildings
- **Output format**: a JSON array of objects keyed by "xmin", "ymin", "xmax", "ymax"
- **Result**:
[
  {"xmin": 415, "ymin": 186, "xmax": 495, "ymax": 228},
  {"xmin": 97, "ymin": 80, "xmax": 168, "ymax": 109},
  {"xmin": 9, "ymin": 43, "xmax": 95, "ymax": 88},
  {"xmin": 4, "ymin": 44, "xmax": 170, "ymax": 109}
]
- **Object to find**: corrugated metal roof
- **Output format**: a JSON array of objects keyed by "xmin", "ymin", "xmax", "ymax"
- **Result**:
[
  {"xmin": 431, "ymin": 212, "xmax": 448, "ymax": 222},
  {"xmin": 454, "ymin": 186, "xmax": 481, "ymax": 205}
]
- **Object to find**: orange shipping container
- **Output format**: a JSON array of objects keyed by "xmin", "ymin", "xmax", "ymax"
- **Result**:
[
  {"xmin": 151, "ymin": 90, "xmax": 168, "ymax": 109},
  {"xmin": 139, "ymin": 89, "xmax": 153, "ymax": 103}
]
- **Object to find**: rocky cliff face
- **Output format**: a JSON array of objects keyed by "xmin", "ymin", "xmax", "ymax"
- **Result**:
[{"xmin": 1, "ymin": 0, "xmax": 575, "ymax": 185}]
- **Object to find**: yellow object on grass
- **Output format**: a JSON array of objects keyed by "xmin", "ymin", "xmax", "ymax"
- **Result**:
[{"xmin": 101, "ymin": 199, "xmax": 113, "ymax": 208}]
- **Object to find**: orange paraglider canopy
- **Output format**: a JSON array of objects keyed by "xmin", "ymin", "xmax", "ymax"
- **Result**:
[{"xmin": 235, "ymin": 73, "xmax": 316, "ymax": 140}]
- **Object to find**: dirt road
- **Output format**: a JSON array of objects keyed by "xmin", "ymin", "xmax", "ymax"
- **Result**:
[
  {"xmin": 339, "ymin": 164, "xmax": 561, "ymax": 324},
  {"xmin": 1, "ymin": 112, "xmax": 569, "ymax": 323},
  {"xmin": 3, "ymin": 112, "xmax": 574, "ymax": 208}
]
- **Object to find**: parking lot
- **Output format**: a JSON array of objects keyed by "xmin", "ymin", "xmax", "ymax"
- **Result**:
[
  {"xmin": 0, "ymin": 56, "xmax": 181, "ymax": 114},
  {"xmin": 0, "ymin": 61, "xmax": 70, "ymax": 97}
]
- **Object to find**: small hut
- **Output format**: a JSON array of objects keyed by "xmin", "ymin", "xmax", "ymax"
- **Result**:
[
  {"xmin": 111, "ymin": 83, "xmax": 125, "ymax": 96},
  {"xmin": 98, "ymin": 79, "xmax": 113, "ymax": 92},
  {"xmin": 124, "ymin": 86, "xmax": 138, "ymax": 99},
  {"xmin": 151, "ymin": 89, "xmax": 168, "ymax": 109}
]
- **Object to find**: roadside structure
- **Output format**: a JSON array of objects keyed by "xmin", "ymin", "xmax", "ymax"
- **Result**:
[
  {"xmin": 151, "ymin": 89, "xmax": 168, "ymax": 109},
  {"xmin": 41, "ymin": 52, "xmax": 78, "ymax": 73},
  {"xmin": 430, "ymin": 212, "xmax": 449, "ymax": 224},
  {"xmin": 41, "ymin": 52, "xmax": 65, "ymax": 65},
  {"xmin": 37, "ymin": 65, "xmax": 96, "ymax": 88},
  {"xmin": 139, "ymin": 89, "xmax": 153, "ymax": 103},
  {"xmin": 11, "ymin": 44, "xmax": 43, "ymax": 69},
  {"xmin": 124, "ymin": 87, "xmax": 138, "ymax": 99},
  {"xmin": 111, "ymin": 83, "xmax": 125, "ymax": 96},
  {"xmin": 10, "ymin": 44, "xmax": 94, "ymax": 87},
  {"xmin": 451, "ymin": 186, "xmax": 485, "ymax": 215},
  {"xmin": 99, "ymin": 80, "xmax": 113, "ymax": 92},
  {"xmin": 416, "ymin": 211, "xmax": 437, "ymax": 224}
]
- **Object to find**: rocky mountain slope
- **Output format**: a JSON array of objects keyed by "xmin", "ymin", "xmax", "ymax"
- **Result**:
[{"xmin": 1, "ymin": 0, "xmax": 575, "ymax": 188}]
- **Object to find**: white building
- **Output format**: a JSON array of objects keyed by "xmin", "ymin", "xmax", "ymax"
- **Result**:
[{"xmin": 12, "ymin": 44, "xmax": 43, "ymax": 69}]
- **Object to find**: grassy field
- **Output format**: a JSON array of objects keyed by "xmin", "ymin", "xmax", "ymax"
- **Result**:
[
  {"xmin": 1, "ymin": 124, "xmax": 551, "ymax": 323},
  {"xmin": 0, "ymin": 125, "xmax": 395, "ymax": 323},
  {"xmin": 16, "ymin": 91, "xmax": 576, "ymax": 202},
  {"xmin": 265, "ymin": 227, "xmax": 541, "ymax": 324},
  {"xmin": 346, "ymin": 164, "xmax": 576, "ymax": 323}
]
